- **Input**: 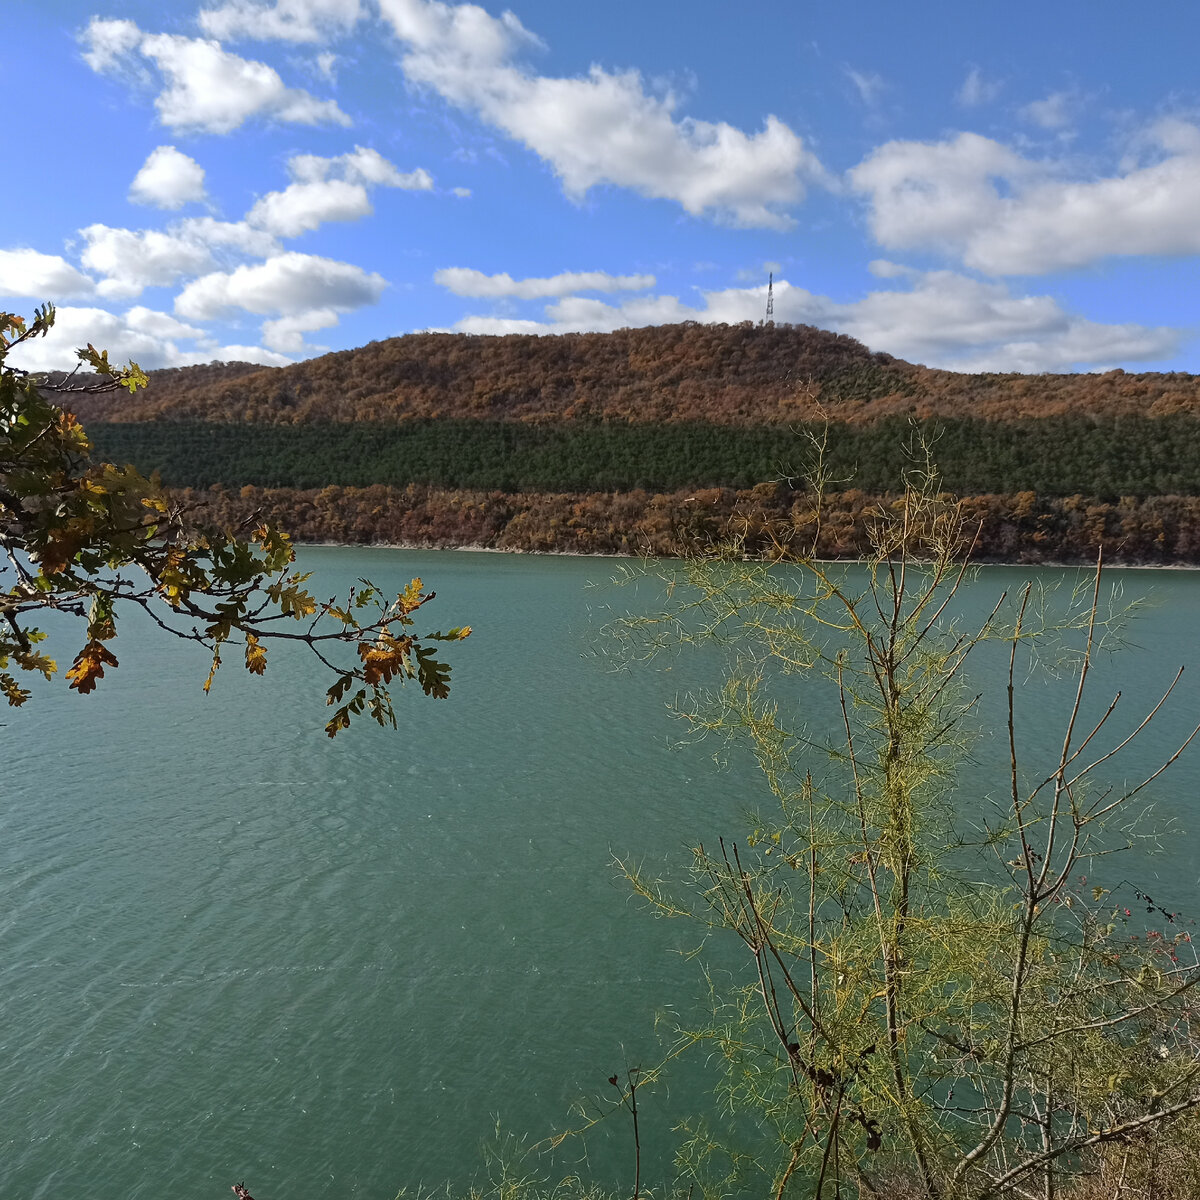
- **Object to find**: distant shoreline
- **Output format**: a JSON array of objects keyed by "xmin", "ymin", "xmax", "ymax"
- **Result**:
[
  {"xmin": 296, "ymin": 540, "xmax": 1200, "ymax": 571},
  {"xmin": 299, "ymin": 539, "xmax": 639, "ymax": 560}
]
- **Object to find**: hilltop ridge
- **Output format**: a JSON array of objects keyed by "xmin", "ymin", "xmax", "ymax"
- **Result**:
[{"xmin": 69, "ymin": 321, "xmax": 1200, "ymax": 427}]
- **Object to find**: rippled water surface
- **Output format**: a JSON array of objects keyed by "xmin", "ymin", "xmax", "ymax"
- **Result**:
[{"xmin": 4, "ymin": 550, "xmax": 1200, "ymax": 1200}]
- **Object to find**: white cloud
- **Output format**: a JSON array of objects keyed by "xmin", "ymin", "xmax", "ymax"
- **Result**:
[
  {"xmin": 286, "ymin": 145, "xmax": 434, "ymax": 189},
  {"xmin": 1137, "ymin": 115, "xmax": 1200, "ymax": 157},
  {"xmin": 129, "ymin": 145, "xmax": 208, "ymax": 209},
  {"xmin": 79, "ymin": 224, "xmax": 215, "ymax": 299},
  {"xmin": 735, "ymin": 259, "xmax": 782, "ymax": 283},
  {"xmin": 175, "ymin": 251, "xmax": 386, "ymax": 319},
  {"xmin": 0, "ymin": 250, "xmax": 95, "ymax": 300},
  {"xmin": 770, "ymin": 272, "xmax": 1181, "ymax": 373},
  {"xmin": 1020, "ymin": 90, "xmax": 1076, "ymax": 131},
  {"xmin": 80, "ymin": 18, "xmax": 351, "ymax": 134},
  {"xmin": 866, "ymin": 259, "xmax": 915, "ymax": 279},
  {"xmin": 957, "ymin": 66, "xmax": 1000, "ymax": 107},
  {"xmin": 367, "ymin": 160, "xmax": 432, "ymax": 190},
  {"xmin": 261, "ymin": 306, "xmax": 341, "ymax": 351},
  {"xmin": 124, "ymin": 306, "xmax": 205, "ymax": 339},
  {"xmin": 79, "ymin": 17, "xmax": 143, "ymax": 74},
  {"xmin": 451, "ymin": 186, "xmax": 471, "ymax": 198},
  {"xmin": 193, "ymin": 343, "xmax": 293, "ymax": 366},
  {"xmin": 452, "ymin": 316, "xmax": 550, "ymax": 335},
  {"xmin": 850, "ymin": 123, "xmax": 1200, "ymax": 274},
  {"xmin": 143, "ymin": 32, "xmax": 352, "ymax": 133},
  {"xmin": 452, "ymin": 272, "xmax": 1181, "ymax": 373},
  {"xmin": 247, "ymin": 147, "xmax": 433, "ymax": 237},
  {"xmin": 287, "ymin": 145, "xmax": 433, "ymax": 188},
  {"xmin": 345, "ymin": 147, "xmax": 425, "ymax": 187},
  {"xmin": 376, "ymin": 0, "xmax": 822, "ymax": 228},
  {"xmin": 174, "ymin": 217, "xmax": 282, "ymax": 257},
  {"xmin": 849, "ymin": 132, "xmax": 1034, "ymax": 259},
  {"xmin": 1, "ymin": 298, "xmax": 291, "ymax": 371},
  {"xmin": 198, "ymin": 0, "xmax": 366, "ymax": 44},
  {"xmin": 3, "ymin": 305, "xmax": 203, "ymax": 371},
  {"xmin": 75, "ymin": 217, "xmax": 284, "ymax": 301},
  {"xmin": 434, "ymin": 267, "xmax": 655, "ymax": 299},
  {"xmin": 248, "ymin": 179, "xmax": 374, "ymax": 236},
  {"xmin": 550, "ymin": 294, "xmax": 700, "ymax": 328},
  {"xmin": 455, "ymin": 292, "xmax": 692, "ymax": 335}
]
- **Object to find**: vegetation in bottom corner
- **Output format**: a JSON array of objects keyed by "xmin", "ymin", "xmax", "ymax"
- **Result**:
[{"xmin": 561, "ymin": 465, "xmax": 1200, "ymax": 1200}]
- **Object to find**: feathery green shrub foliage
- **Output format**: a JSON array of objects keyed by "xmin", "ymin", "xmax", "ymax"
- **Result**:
[{"xmin": 602, "ymin": 461, "xmax": 1200, "ymax": 1199}]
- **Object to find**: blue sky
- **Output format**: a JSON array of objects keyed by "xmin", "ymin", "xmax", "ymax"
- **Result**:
[{"xmin": 4, "ymin": 0, "xmax": 1200, "ymax": 375}]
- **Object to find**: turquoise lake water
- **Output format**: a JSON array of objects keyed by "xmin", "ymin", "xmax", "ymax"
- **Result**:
[{"xmin": 4, "ymin": 549, "xmax": 1200, "ymax": 1200}]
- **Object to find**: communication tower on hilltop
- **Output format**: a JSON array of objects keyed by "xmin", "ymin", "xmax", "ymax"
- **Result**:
[{"xmin": 764, "ymin": 272, "xmax": 774, "ymax": 324}]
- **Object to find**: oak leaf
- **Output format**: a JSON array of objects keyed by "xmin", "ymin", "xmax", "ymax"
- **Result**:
[
  {"xmin": 244, "ymin": 633, "xmax": 267, "ymax": 675},
  {"xmin": 65, "ymin": 639, "xmax": 118, "ymax": 694}
]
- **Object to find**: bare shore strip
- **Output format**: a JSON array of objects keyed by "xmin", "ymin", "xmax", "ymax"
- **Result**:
[{"xmin": 299, "ymin": 539, "xmax": 1200, "ymax": 571}]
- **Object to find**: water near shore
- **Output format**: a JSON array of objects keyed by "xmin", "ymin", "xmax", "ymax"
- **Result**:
[{"xmin": 4, "ymin": 549, "xmax": 1200, "ymax": 1200}]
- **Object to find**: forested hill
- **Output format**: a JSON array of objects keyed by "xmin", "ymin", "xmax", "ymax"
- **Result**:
[
  {"xmin": 65, "ymin": 320, "xmax": 1200, "ymax": 564},
  {"xmin": 69, "ymin": 321, "xmax": 1200, "ymax": 427}
]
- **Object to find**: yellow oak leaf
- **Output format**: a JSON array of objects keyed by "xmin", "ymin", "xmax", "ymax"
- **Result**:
[
  {"xmin": 244, "ymin": 633, "xmax": 267, "ymax": 675},
  {"xmin": 65, "ymin": 639, "xmax": 118, "ymax": 694}
]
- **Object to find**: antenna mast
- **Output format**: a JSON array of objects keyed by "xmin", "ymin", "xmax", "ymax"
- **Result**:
[{"xmin": 764, "ymin": 271, "xmax": 774, "ymax": 324}]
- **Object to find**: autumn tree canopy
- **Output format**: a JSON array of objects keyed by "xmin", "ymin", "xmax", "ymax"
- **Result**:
[{"xmin": 0, "ymin": 306, "xmax": 468, "ymax": 735}]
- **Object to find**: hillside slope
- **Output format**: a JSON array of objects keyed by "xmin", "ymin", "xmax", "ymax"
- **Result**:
[
  {"xmin": 63, "ymin": 321, "xmax": 1200, "ymax": 565},
  {"xmin": 69, "ymin": 321, "xmax": 1200, "ymax": 427}
]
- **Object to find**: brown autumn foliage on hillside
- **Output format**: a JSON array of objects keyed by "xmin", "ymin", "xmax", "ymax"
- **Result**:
[
  {"xmin": 185, "ymin": 482, "xmax": 1200, "ymax": 565},
  {"xmin": 67, "ymin": 321, "xmax": 1200, "ymax": 428}
]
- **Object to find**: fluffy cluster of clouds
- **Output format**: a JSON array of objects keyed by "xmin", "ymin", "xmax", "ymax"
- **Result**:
[
  {"xmin": 850, "ymin": 119, "xmax": 1200, "ymax": 275},
  {"xmin": 4, "ymin": 0, "xmax": 1198, "ymax": 374},
  {"xmin": 374, "ymin": 0, "xmax": 821, "ymax": 229},
  {"xmin": 434, "ymin": 267, "xmax": 655, "ymax": 299},
  {"xmin": 85, "ymin": 0, "xmax": 822, "ymax": 229},
  {"xmin": 441, "ymin": 267, "xmax": 1180, "ymax": 374},
  {"xmin": 0, "ymin": 250, "xmax": 97, "ymax": 302},
  {"xmin": 176, "ymin": 253, "xmax": 386, "ymax": 322},
  {"xmin": 247, "ymin": 146, "xmax": 433, "ymax": 238},
  {"xmin": 4, "ymin": 303, "xmax": 292, "ymax": 373},
  {"xmin": 4, "ymin": 136, "xmax": 434, "ymax": 369},
  {"xmin": 82, "ymin": 16, "xmax": 351, "ymax": 134},
  {"xmin": 139, "ymin": 0, "xmax": 1200, "ymax": 276},
  {"xmin": 198, "ymin": 0, "xmax": 367, "ymax": 44}
]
